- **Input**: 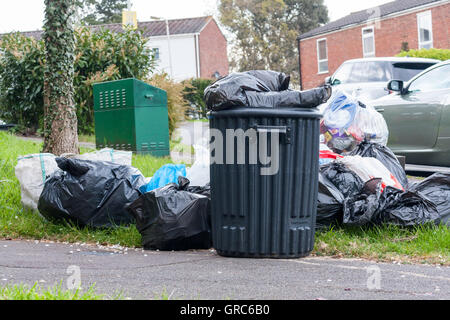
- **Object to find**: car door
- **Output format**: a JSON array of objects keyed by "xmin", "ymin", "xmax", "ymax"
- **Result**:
[{"xmin": 380, "ymin": 64, "xmax": 450, "ymax": 152}]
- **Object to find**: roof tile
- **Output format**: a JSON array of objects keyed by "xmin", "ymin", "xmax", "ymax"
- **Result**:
[
  {"xmin": 1, "ymin": 16, "xmax": 212, "ymax": 40},
  {"xmin": 299, "ymin": 0, "xmax": 443, "ymax": 40}
]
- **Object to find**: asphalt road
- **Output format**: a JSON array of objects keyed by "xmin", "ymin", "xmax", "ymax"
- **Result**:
[{"xmin": 0, "ymin": 240, "xmax": 448, "ymax": 300}]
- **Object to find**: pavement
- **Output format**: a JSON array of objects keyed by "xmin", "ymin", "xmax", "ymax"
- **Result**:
[{"xmin": 0, "ymin": 239, "xmax": 448, "ymax": 300}]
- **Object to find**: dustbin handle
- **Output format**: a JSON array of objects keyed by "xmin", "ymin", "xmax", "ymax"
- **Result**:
[
  {"xmin": 253, "ymin": 125, "xmax": 291, "ymax": 144},
  {"xmin": 144, "ymin": 94, "xmax": 154, "ymax": 100}
]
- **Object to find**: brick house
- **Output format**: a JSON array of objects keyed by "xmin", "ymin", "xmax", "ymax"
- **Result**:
[
  {"xmin": 13, "ymin": 16, "xmax": 229, "ymax": 82},
  {"xmin": 298, "ymin": 0, "xmax": 450, "ymax": 89}
]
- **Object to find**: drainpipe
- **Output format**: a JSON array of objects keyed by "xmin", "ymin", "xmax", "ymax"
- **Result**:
[
  {"xmin": 195, "ymin": 33, "xmax": 201, "ymax": 78},
  {"xmin": 297, "ymin": 38, "xmax": 303, "ymax": 90}
]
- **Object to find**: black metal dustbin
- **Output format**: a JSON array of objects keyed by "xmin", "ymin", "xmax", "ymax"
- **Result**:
[{"xmin": 209, "ymin": 107, "xmax": 321, "ymax": 258}]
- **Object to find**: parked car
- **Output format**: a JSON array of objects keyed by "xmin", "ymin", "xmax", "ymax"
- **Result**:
[
  {"xmin": 0, "ymin": 119, "xmax": 16, "ymax": 131},
  {"xmin": 372, "ymin": 60, "xmax": 450, "ymax": 166},
  {"xmin": 325, "ymin": 57, "xmax": 439, "ymax": 102}
]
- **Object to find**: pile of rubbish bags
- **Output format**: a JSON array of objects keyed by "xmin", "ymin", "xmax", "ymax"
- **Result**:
[
  {"xmin": 317, "ymin": 92, "xmax": 450, "ymax": 228},
  {"xmin": 15, "ymin": 145, "xmax": 212, "ymax": 251},
  {"xmin": 204, "ymin": 70, "xmax": 331, "ymax": 110}
]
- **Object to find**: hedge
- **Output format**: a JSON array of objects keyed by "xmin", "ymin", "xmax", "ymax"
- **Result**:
[{"xmin": 396, "ymin": 48, "xmax": 450, "ymax": 61}]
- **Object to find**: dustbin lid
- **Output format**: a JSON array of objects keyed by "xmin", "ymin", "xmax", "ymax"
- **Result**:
[{"xmin": 209, "ymin": 107, "xmax": 322, "ymax": 119}]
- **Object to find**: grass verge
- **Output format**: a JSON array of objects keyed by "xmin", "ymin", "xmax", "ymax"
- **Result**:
[
  {"xmin": 314, "ymin": 224, "xmax": 449, "ymax": 265},
  {"xmin": 0, "ymin": 282, "xmax": 111, "ymax": 300},
  {"xmin": 1, "ymin": 132, "xmax": 449, "ymax": 264}
]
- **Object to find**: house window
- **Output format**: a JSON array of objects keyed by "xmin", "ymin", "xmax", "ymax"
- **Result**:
[
  {"xmin": 417, "ymin": 11, "xmax": 433, "ymax": 49},
  {"xmin": 151, "ymin": 47, "xmax": 160, "ymax": 60},
  {"xmin": 362, "ymin": 26, "xmax": 375, "ymax": 57},
  {"xmin": 317, "ymin": 38, "xmax": 328, "ymax": 74}
]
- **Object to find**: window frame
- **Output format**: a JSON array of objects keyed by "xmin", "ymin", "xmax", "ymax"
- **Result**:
[
  {"xmin": 316, "ymin": 38, "xmax": 329, "ymax": 74},
  {"xmin": 362, "ymin": 26, "xmax": 375, "ymax": 57},
  {"xmin": 417, "ymin": 10, "xmax": 433, "ymax": 49}
]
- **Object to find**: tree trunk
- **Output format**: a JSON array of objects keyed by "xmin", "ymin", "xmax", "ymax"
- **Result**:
[{"xmin": 42, "ymin": 0, "xmax": 79, "ymax": 155}]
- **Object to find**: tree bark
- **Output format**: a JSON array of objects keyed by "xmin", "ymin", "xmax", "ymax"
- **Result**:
[{"xmin": 42, "ymin": 0, "xmax": 79, "ymax": 155}]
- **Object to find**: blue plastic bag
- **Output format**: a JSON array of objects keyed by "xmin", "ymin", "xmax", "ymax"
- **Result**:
[{"xmin": 139, "ymin": 164, "xmax": 186, "ymax": 193}]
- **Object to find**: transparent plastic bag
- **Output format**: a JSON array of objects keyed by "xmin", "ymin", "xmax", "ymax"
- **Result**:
[
  {"xmin": 320, "ymin": 91, "xmax": 388, "ymax": 153},
  {"xmin": 186, "ymin": 137, "xmax": 210, "ymax": 186}
]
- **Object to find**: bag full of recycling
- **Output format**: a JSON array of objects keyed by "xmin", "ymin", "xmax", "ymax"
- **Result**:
[{"xmin": 320, "ymin": 91, "xmax": 388, "ymax": 153}]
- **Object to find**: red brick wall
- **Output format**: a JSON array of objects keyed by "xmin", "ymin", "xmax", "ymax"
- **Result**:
[
  {"xmin": 199, "ymin": 19, "xmax": 229, "ymax": 79},
  {"xmin": 299, "ymin": 3, "xmax": 450, "ymax": 89}
]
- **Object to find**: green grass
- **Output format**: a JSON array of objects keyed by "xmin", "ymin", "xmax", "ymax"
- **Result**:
[
  {"xmin": 78, "ymin": 134, "xmax": 96, "ymax": 144},
  {"xmin": 315, "ymin": 224, "xmax": 449, "ymax": 265},
  {"xmin": 170, "ymin": 137, "xmax": 194, "ymax": 155},
  {"xmin": 0, "ymin": 282, "xmax": 111, "ymax": 300},
  {"xmin": 0, "ymin": 131, "xmax": 449, "ymax": 264},
  {"xmin": 187, "ymin": 118, "xmax": 209, "ymax": 123}
]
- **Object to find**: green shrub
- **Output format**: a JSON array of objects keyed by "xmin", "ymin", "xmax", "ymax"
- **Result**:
[
  {"xmin": 182, "ymin": 78, "xmax": 213, "ymax": 119},
  {"xmin": 0, "ymin": 26, "xmax": 155, "ymax": 135},
  {"xmin": 396, "ymin": 48, "xmax": 450, "ymax": 61},
  {"xmin": 0, "ymin": 34, "xmax": 45, "ymax": 133}
]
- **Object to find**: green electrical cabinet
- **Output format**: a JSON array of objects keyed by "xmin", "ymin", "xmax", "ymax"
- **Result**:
[{"xmin": 93, "ymin": 78, "xmax": 170, "ymax": 157}]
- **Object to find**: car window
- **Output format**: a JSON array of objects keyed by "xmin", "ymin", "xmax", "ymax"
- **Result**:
[
  {"xmin": 332, "ymin": 63, "xmax": 353, "ymax": 84},
  {"xmin": 392, "ymin": 62, "xmax": 437, "ymax": 81},
  {"xmin": 333, "ymin": 61, "xmax": 391, "ymax": 84},
  {"xmin": 408, "ymin": 64, "xmax": 450, "ymax": 92}
]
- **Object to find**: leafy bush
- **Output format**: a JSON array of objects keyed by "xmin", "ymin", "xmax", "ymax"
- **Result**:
[
  {"xmin": 145, "ymin": 73, "xmax": 187, "ymax": 135},
  {"xmin": 396, "ymin": 48, "xmax": 450, "ymax": 61},
  {"xmin": 182, "ymin": 78, "xmax": 213, "ymax": 119},
  {"xmin": 73, "ymin": 26, "xmax": 155, "ymax": 134},
  {"xmin": 0, "ymin": 26, "xmax": 155, "ymax": 135},
  {"xmin": 0, "ymin": 34, "xmax": 45, "ymax": 133}
]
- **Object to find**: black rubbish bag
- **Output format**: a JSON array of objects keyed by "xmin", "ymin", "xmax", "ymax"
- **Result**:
[
  {"xmin": 245, "ymin": 88, "xmax": 330, "ymax": 109},
  {"xmin": 409, "ymin": 173, "xmax": 450, "ymax": 226},
  {"xmin": 38, "ymin": 158, "xmax": 145, "ymax": 228},
  {"xmin": 244, "ymin": 70, "xmax": 290, "ymax": 91},
  {"xmin": 177, "ymin": 176, "xmax": 211, "ymax": 198},
  {"xmin": 343, "ymin": 181, "xmax": 440, "ymax": 227},
  {"xmin": 127, "ymin": 177, "xmax": 212, "ymax": 250},
  {"xmin": 204, "ymin": 70, "xmax": 330, "ymax": 111},
  {"xmin": 320, "ymin": 162, "xmax": 364, "ymax": 199},
  {"xmin": 349, "ymin": 141, "xmax": 408, "ymax": 189},
  {"xmin": 316, "ymin": 162, "xmax": 364, "ymax": 229},
  {"xmin": 316, "ymin": 172, "xmax": 345, "ymax": 228}
]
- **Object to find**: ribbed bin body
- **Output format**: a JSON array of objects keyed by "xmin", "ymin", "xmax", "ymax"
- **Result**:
[{"xmin": 210, "ymin": 108, "xmax": 321, "ymax": 258}]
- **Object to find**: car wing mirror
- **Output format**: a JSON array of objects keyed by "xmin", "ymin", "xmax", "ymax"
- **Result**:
[
  {"xmin": 387, "ymin": 80, "xmax": 405, "ymax": 94},
  {"xmin": 324, "ymin": 76, "xmax": 332, "ymax": 85}
]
